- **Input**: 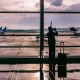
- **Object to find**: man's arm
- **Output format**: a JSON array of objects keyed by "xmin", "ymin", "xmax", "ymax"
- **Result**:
[{"xmin": 56, "ymin": 31, "xmax": 58, "ymax": 35}]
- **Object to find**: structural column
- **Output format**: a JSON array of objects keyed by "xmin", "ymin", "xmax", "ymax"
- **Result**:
[{"xmin": 40, "ymin": 0, "xmax": 44, "ymax": 80}]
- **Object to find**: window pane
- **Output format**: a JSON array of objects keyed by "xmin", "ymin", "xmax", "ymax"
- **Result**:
[
  {"xmin": 0, "ymin": 13, "xmax": 40, "ymax": 56},
  {"xmin": 44, "ymin": 13, "xmax": 80, "ymax": 57},
  {"xmin": 0, "ymin": 0, "xmax": 40, "ymax": 11},
  {"xmin": 44, "ymin": 0, "xmax": 80, "ymax": 12}
]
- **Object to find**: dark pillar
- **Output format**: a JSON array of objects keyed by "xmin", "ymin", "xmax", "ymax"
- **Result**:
[{"xmin": 40, "ymin": 0, "xmax": 44, "ymax": 80}]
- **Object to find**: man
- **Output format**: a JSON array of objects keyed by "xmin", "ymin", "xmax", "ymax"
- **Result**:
[
  {"xmin": 47, "ymin": 26, "xmax": 58, "ymax": 60},
  {"xmin": 47, "ymin": 26, "xmax": 58, "ymax": 80}
]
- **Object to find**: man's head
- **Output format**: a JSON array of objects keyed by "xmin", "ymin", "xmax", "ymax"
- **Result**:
[{"xmin": 48, "ymin": 26, "xmax": 53, "ymax": 32}]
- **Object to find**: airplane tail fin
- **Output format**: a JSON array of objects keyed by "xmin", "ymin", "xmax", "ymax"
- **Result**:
[
  {"xmin": 50, "ymin": 20, "xmax": 52, "ymax": 27},
  {"xmin": 0, "ymin": 27, "xmax": 2, "ymax": 30},
  {"xmin": 3, "ymin": 27, "xmax": 7, "ymax": 32}
]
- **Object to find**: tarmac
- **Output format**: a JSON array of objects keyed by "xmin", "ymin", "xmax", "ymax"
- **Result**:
[{"xmin": 0, "ymin": 33, "xmax": 80, "ymax": 80}]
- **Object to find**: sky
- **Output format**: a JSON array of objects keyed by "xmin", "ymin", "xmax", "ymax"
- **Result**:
[{"xmin": 0, "ymin": 0, "xmax": 80, "ymax": 29}]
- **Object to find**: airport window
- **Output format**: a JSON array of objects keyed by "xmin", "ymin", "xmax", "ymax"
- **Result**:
[
  {"xmin": 0, "ymin": 0, "xmax": 41, "ymax": 80},
  {"xmin": 0, "ymin": 0, "xmax": 80, "ymax": 80}
]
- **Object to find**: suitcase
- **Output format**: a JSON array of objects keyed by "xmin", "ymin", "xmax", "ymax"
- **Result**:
[{"xmin": 58, "ymin": 42, "xmax": 67, "ymax": 77}]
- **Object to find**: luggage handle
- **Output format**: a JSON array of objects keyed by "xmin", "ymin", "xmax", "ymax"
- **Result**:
[{"xmin": 60, "ymin": 42, "xmax": 64, "ymax": 54}]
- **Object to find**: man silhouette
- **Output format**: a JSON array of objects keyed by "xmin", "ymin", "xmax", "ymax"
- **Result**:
[
  {"xmin": 47, "ymin": 26, "xmax": 58, "ymax": 60},
  {"xmin": 47, "ymin": 26, "xmax": 58, "ymax": 80}
]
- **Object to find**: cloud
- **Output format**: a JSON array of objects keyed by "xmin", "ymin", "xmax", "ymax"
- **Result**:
[
  {"xmin": 51, "ymin": 0, "xmax": 63, "ymax": 6},
  {"xmin": 43, "ymin": 0, "xmax": 67, "ymax": 11},
  {"xmin": 65, "ymin": 3, "xmax": 80, "ymax": 12}
]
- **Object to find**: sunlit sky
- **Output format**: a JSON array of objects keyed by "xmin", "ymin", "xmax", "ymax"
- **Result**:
[{"xmin": 0, "ymin": 0, "xmax": 80, "ymax": 29}]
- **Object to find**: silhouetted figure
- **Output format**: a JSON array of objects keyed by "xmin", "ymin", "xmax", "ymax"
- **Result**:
[
  {"xmin": 47, "ymin": 26, "xmax": 58, "ymax": 80},
  {"xmin": 47, "ymin": 27, "xmax": 58, "ymax": 60}
]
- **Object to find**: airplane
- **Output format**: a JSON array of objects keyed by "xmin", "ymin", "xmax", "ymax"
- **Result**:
[
  {"xmin": 69, "ymin": 27, "xmax": 80, "ymax": 37},
  {"xmin": 0, "ymin": 27, "xmax": 7, "ymax": 34},
  {"xmin": 69, "ymin": 27, "xmax": 77, "ymax": 33}
]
